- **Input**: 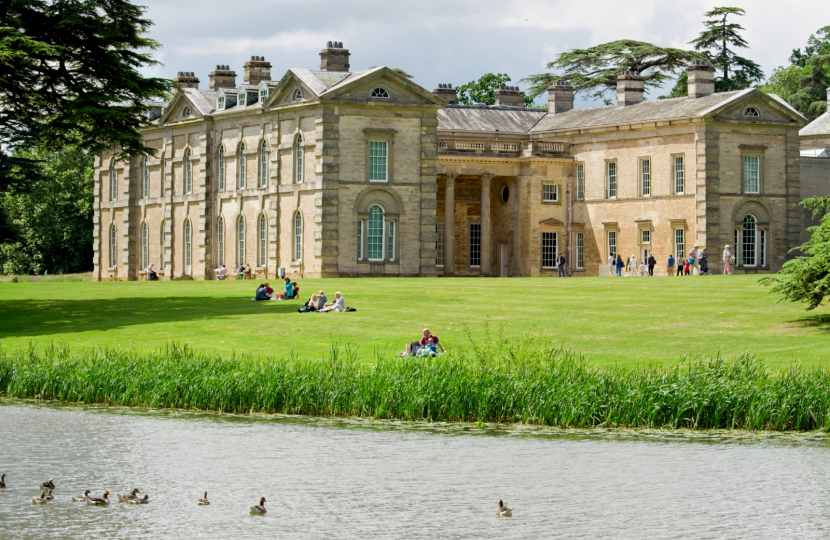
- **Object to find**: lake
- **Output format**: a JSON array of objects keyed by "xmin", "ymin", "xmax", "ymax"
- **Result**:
[{"xmin": 1, "ymin": 401, "xmax": 829, "ymax": 539}]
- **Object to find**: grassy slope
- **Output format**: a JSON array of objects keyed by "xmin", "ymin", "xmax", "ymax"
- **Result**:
[{"xmin": 0, "ymin": 275, "xmax": 827, "ymax": 368}]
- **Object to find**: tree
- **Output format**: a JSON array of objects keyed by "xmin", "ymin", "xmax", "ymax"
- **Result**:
[
  {"xmin": 762, "ymin": 26, "xmax": 830, "ymax": 121},
  {"xmin": 0, "ymin": 0, "xmax": 172, "ymax": 242},
  {"xmin": 761, "ymin": 198, "xmax": 830, "ymax": 310},
  {"xmin": 689, "ymin": 7, "xmax": 764, "ymax": 91},
  {"xmin": 522, "ymin": 40, "xmax": 700, "ymax": 100},
  {"xmin": 0, "ymin": 140, "xmax": 94, "ymax": 275},
  {"xmin": 457, "ymin": 73, "xmax": 512, "ymax": 105}
]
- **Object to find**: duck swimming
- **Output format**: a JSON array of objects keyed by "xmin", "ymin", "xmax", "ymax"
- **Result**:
[
  {"xmin": 137, "ymin": 495, "xmax": 149, "ymax": 504},
  {"xmin": 249, "ymin": 497, "xmax": 266, "ymax": 515},
  {"xmin": 116, "ymin": 488, "xmax": 141, "ymax": 503},
  {"xmin": 0, "ymin": 473, "xmax": 6, "ymax": 488},
  {"xmin": 43, "ymin": 489, "xmax": 54, "ymax": 501},
  {"xmin": 87, "ymin": 491, "xmax": 111, "ymax": 506},
  {"xmin": 198, "ymin": 492, "xmax": 210, "ymax": 506},
  {"xmin": 496, "ymin": 499, "xmax": 513, "ymax": 517},
  {"xmin": 71, "ymin": 490, "xmax": 91, "ymax": 502},
  {"xmin": 31, "ymin": 492, "xmax": 49, "ymax": 505},
  {"xmin": 39, "ymin": 478, "xmax": 55, "ymax": 494}
]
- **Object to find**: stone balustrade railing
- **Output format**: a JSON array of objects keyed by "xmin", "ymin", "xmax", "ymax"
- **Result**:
[{"xmin": 437, "ymin": 139, "xmax": 569, "ymax": 157}]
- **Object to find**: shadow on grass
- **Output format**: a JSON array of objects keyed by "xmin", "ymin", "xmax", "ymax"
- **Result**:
[
  {"xmin": 794, "ymin": 313, "xmax": 830, "ymax": 332},
  {"xmin": 0, "ymin": 296, "xmax": 302, "ymax": 338}
]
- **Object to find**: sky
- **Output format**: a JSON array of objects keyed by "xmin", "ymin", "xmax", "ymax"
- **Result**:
[{"xmin": 138, "ymin": 0, "xmax": 830, "ymax": 107}]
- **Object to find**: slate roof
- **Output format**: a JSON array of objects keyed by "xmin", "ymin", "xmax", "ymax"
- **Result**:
[
  {"xmin": 438, "ymin": 105, "xmax": 547, "ymax": 133},
  {"xmin": 290, "ymin": 68, "xmax": 379, "ymax": 96},
  {"xmin": 800, "ymin": 111, "xmax": 830, "ymax": 136},
  {"xmin": 183, "ymin": 88, "xmax": 216, "ymax": 115}
]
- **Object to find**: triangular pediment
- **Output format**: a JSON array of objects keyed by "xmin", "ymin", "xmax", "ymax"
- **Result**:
[
  {"xmin": 539, "ymin": 218, "xmax": 565, "ymax": 227},
  {"xmin": 321, "ymin": 67, "xmax": 444, "ymax": 106},
  {"xmin": 706, "ymin": 89, "xmax": 807, "ymax": 124},
  {"xmin": 263, "ymin": 71, "xmax": 320, "ymax": 108},
  {"xmin": 158, "ymin": 91, "xmax": 205, "ymax": 125}
]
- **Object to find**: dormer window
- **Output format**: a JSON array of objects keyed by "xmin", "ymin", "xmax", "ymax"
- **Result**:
[
  {"xmin": 218, "ymin": 96, "xmax": 225, "ymax": 110},
  {"xmin": 294, "ymin": 89, "xmax": 303, "ymax": 101},
  {"xmin": 183, "ymin": 107, "xmax": 191, "ymax": 117},
  {"xmin": 744, "ymin": 107, "xmax": 760, "ymax": 118},
  {"xmin": 371, "ymin": 88, "xmax": 390, "ymax": 98},
  {"xmin": 259, "ymin": 88, "xmax": 269, "ymax": 102},
  {"xmin": 237, "ymin": 94, "xmax": 246, "ymax": 108}
]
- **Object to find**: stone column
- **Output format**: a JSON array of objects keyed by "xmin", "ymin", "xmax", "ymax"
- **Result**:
[
  {"xmin": 480, "ymin": 174, "xmax": 492, "ymax": 276},
  {"xmin": 444, "ymin": 174, "xmax": 456, "ymax": 276}
]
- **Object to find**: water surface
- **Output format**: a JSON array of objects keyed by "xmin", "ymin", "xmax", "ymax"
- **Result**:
[{"xmin": 1, "ymin": 402, "xmax": 829, "ymax": 539}]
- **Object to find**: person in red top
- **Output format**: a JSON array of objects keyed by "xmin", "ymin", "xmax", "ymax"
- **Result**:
[{"xmin": 402, "ymin": 328, "xmax": 446, "ymax": 356}]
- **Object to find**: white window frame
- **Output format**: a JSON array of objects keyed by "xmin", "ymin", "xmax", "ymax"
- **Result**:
[
  {"xmin": 184, "ymin": 149, "xmax": 192, "ymax": 194},
  {"xmin": 388, "ymin": 220, "xmax": 396, "ymax": 262},
  {"xmin": 183, "ymin": 220, "xmax": 192, "ymax": 274},
  {"xmin": 469, "ymin": 223, "xmax": 481, "ymax": 267},
  {"xmin": 141, "ymin": 222, "xmax": 148, "ymax": 269},
  {"xmin": 607, "ymin": 161, "xmax": 617, "ymax": 199},
  {"xmin": 258, "ymin": 214, "xmax": 267, "ymax": 267},
  {"xmin": 109, "ymin": 161, "xmax": 117, "ymax": 201},
  {"xmin": 743, "ymin": 155, "xmax": 760, "ymax": 194},
  {"xmin": 237, "ymin": 216, "xmax": 246, "ymax": 266},
  {"xmin": 371, "ymin": 88, "xmax": 390, "ymax": 98},
  {"xmin": 238, "ymin": 143, "xmax": 246, "ymax": 189},
  {"xmin": 542, "ymin": 184, "xmax": 559, "ymax": 203},
  {"xmin": 259, "ymin": 89, "xmax": 268, "ymax": 102},
  {"xmin": 142, "ymin": 160, "xmax": 149, "ymax": 198},
  {"xmin": 576, "ymin": 163, "xmax": 584, "ymax": 200},
  {"xmin": 160, "ymin": 220, "xmax": 166, "ymax": 271},
  {"xmin": 357, "ymin": 220, "xmax": 363, "ymax": 260},
  {"xmin": 607, "ymin": 231, "xmax": 617, "ymax": 259},
  {"xmin": 259, "ymin": 141, "xmax": 268, "ymax": 188},
  {"xmin": 369, "ymin": 140, "xmax": 388, "ymax": 182},
  {"xmin": 542, "ymin": 232, "xmax": 558, "ymax": 269},
  {"xmin": 217, "ymin": 217, "xmax": 224, "ymax": 267},
  {"xmin": 673, "ymin": 155, "xmax": 685, "ymax": 195},
  {"xmin": 674, "ymin": 228, "xmax": 685, "ymax": 262},
  {"xmin": 436, "ymin": 222, "xmax": 445, "ymax": 267},
  {"xmin": 640, "ymin": 158, "xmax": 650, "ymax": 197},
  {"xmin": 742, "ymin": 215, "xmax": 758, "ymax": 267},
  {"xmin": 109, "ymin": 224, "xmax": 117, "ymax": 267},
  {"xmin": 295, "ymin": 134, "xmax": 303, "ymax": 184},
  {"xmin": 218, "ymin": 95, "xmax": 225, "ymax": 110},
  {"xmin": 367, "ymin": 205, "xmax": 385, "ymax": 261},
  {"xmin": 294, "ymin": 89, "xmax": 303, "ymax": 100},
  {"xmin": 642, "ymin": 230, "xmax": 650, "ymax": 244},
  {"xmin": 575, "ymin": 232, "xmax": 584, "ymax": 269},
  {"xmin": 294, "ymin": 211, "xmax": 303, "ymax": 261},
  {"xmin": 744, "ymin": 107, "xmax": 760, "ymax": 118},
  {"xmin": 218, "ymin": 146, "xmax": 225, "ymax": 191}
]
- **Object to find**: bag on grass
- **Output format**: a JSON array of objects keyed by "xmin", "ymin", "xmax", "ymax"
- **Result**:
[{"xmin": 345, "ymin": 307, "xmax": 356, "ymax": 312}]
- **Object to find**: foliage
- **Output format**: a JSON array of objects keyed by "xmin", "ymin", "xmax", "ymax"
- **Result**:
[
  {"xmin": 0, "ymin": 140, "xmax": 94, "ymax": 275},
  {"xmin": 659, "ymin": 71, "xmax": 689, "ymax": 99},
  {"xmin": 689, "ymin": 7, "xmax": 764, "ymax": 91},
  {"xmin": 761, "ymin": 27, "xmax": 830, "ymax": 121},
  {"xmin": 456, "ymin": 73, "xmax": 535, "ymax": 107},
  {"xmin": 522, "ymin": 40, "xmax": 701, "ymax": 100},
  {"xmin": 0, "ymin": 0, "xmax": 172, "ymax": 241},
  {"xmin": 391, "ymin": 68, "xmax": 413, "ymax": 79},
  {"xmin": 5, "ymin": 339, "xmax": 830, "ymax": 431},
  {"xmin": 761, "ymin": 197, "xmax": 830, "ymax": 310}
]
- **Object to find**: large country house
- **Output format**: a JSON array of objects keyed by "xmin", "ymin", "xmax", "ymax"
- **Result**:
[{"xmin": 93, "ymin": 43, "xmax": 829, "ymax": 280}]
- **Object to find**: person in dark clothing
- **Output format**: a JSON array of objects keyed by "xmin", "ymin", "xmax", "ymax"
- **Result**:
[
  {"xmin": 615, "ymin": 255, "xmax": 624, "ymax": 276},
  {"xmin": 647, "ymin": 254, "xmax": 656, "ymax": 276},
  {"xmin": 557, "ymin": 254, "xmax": 567, "ymax": 277}
]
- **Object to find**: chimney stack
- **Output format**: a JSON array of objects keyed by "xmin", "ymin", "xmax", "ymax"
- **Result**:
[
  {"xmin": 547, "ymin": 80, "xmax": 574, "ymax": 114},
  {"xmin": 616, "ymin": 71, "xmax": 645, "ymax": 106},
  {"xmin": 687, "ymin": 60, "xmax": 715, "ymax": 99},
  {"xmin": 243, "ymin": 56, "xmax": 272, "ymax": 86},
  {"xmin": 173, "ymin": 71, "xmax": 199, "ymax": 89},
  {"xmin": 208, "ymin": 65, "xmax": 237, "ymax": 91},
  {"xmin": 319, "ymin": 41, "xmax": 350, "ymax": 72},
  {"xmin": 494, "ymin": 85, "xmax": 525, "ymax": 107},
  {"xmin": 433, "ymin": 83, "xmax": 457, "ymax": 105}
]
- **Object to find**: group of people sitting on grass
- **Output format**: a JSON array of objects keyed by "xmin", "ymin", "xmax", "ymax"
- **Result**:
[
  {"xmin": 297, "ymin": 290, "xmax": 348, "ymax": 312},
  {"xmin": 400, "ymin": 328, "xmax": 445, "ymax": 357},
  {"xmin": 253, "ymin": 277, "xmax": 299, "ymax": 301}
]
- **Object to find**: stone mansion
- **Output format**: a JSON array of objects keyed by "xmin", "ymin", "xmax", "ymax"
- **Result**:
[{"xmin": 93, "ymin": 43, "xmax": 830, "ymax": 280}]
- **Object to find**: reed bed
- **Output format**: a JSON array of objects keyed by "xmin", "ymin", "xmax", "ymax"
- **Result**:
[{"xmin": 2, "ymin": 338, "xmax": 830, "ymax": 431}]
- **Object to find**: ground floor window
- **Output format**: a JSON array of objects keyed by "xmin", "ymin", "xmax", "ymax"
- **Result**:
[
  {"xmin": 217, "ymin": 218, "xmax": 224, "ymax": 267},
  {"xmin": 674, "ymin": 229, "xmax": 684, "ymax": 261},
  {"xmin": 469, "ymin": 223, "xmax": 481, "ymax": 267},
  {"xmin": 436, "ymin": 223, "xmax": 445, "ymax": 267},
  {"xmin": 576, "ymin": 232, "xmax": 584, "ymax": 269},
  {"xmin": 160, "ymin": 221, "xmax": 166, "ymax": 270},
  {"xmin": 742, "ymin": 215, "xmax": 757, "ymax": 267},
  {"xmin": 140, "ymin": 223, "xmax": 148, "ymax": 269},
  {"xmin": 183, "ymin": 220, "xmax": 192, "ymax": 274},
  {"xmin": 109, "ymin": 224, "xmax": 117, "ymax": 267},
  {"xmin": 237, "ymin": 216, "xmax": 246, "ymax": 266},
  {"xmin": 542, "ymin": 232, "xmax": 558, "ymax": 268},
  {"xmin": 258, "ymin": 214, "xmax": 267, "ymax": 267},
  {"xmin": 294, "ymin": 212, "xmax": 303, "ymax": 261},
  {"xmin": 607, "ymin": 231, "xmax": 617, "ymax": 259},
  {"xmin": 388, "ymin": 220, "xmax": 396, "ymax": 262},
  {"xmin": 357, "ymin": 220, "xmax": 363, "ymax": 260}
]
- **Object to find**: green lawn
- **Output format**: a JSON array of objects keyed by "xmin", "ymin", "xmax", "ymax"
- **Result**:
[{"xmin": 0, "ymin": 275, "xmax": 828, "ymax": 369}]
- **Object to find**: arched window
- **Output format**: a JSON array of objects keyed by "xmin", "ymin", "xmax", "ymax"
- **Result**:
[
  {"xmin": 109, "ymin": 224, "xmax": 117, "ymax": 267},
  {"xmin": 367, "ymin": 205, "xmax": 384, "ymax": 260},
  {"xmin": 184, "ymin": 149, "xmax": 192, "ymax": 194},
  {"xmin": 294, "ymin": 211, "xmax": 303, "ymax": 261},
  {"xmin": 742, "ymin": 215, "xmax": 757, "ymax": 267},
  {"xmin": 238, "ymin": 143, "xmax": 246, "ymax": 189},
  {"xmin": 141, "ymin": 222, "xmax": 149, "ymax": 269},
  {"xmin": 218, "ymin": 146, "xmax": 225, "ymax": 191},
  {"xmin": 294, "ymin": 89, "xmax": 303, "ymax": 100},
  {"xmin": 183, "ymin": 219, "xmax": 192, "ymax": 274},
  {"xmin": 183, "ymin": 107, "xmax": 191, "ymax": 117},
  {"xmin": 237, "ymin": 215, "xmax": 246, "ymax": 265},
  {"xmin": 258, "ymin": 214, "xmax": 267, "ymax": 267},
  {"xmin": 744, "ymin": 107, "xmax": 760, "ymax": 118},
  {"xmin": 217, "ymin": 217, "xmax": 225, "ymax": 267},
  {"xmin": 295, "ymin": 134, "xmax": 303, "ymax": 184},
  {"xmin": 371, "ymin": 88, "xmax": 390, "ymax": 98},
  {"xmin": 259, "ymin": 141, "xmax": 268, "ymax": 187},
  {"xmin": 160, "ymin": 220, "xmax": 166, "ymax": 270},
  {"xmin": 109, "ymin": 161, "xmax": 117, "ymax": 201},
  {"xmin": 142, "ymin": 159, "xmax": 149, "ymax": 198}
]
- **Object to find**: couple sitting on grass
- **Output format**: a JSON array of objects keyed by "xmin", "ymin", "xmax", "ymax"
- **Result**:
[
  {"xmin": 253, "ymin": 278, "xmax": 299, "ymax": 301},
  {"xmin": 400, "ymin": 328, "xmax": 445, "ymax": 357},
  {"xmin": 298, "ymin": 290, "xmax": 348, "ymax": 312}
]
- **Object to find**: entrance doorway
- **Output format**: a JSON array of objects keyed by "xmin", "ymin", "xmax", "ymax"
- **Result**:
[{"xmin": 499, "ymin": 242, "xmax": 509, "ymax": 277}]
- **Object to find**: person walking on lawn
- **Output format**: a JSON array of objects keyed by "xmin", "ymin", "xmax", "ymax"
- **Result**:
[
  {"xmin": 667, "ymin": 254, "xmax": 675, "ymax": 276},
  {"xmin": 688, "ymin": 245, "xmax": 699, "ymax": 275},
  {"xmin": 557, "ymin": 253, "xmax": 567, "ymax": 277},
  {"xmin": 647, "ymin": 254, "xmax": 656, "ymax": 276},
  {"xmin": 723, "ymin": 245, "xmax": 732, "ymax": 274}
]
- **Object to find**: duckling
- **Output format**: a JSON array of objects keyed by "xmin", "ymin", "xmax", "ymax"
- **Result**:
[
  {"xmin": 249, "ymin": 497, "xmax": 266, "ymax": 515},
  {"xmin": 43, "ymin": 488, "xmax": 55, "ymax": 501},
  {"xmin": 496, "ymin": 499, "xmax": 513, "ymax": 517},
  {"xmin": 71, "ymin": 490, "xmax": 91, "ymax": 502},
  {"xmin": 0, "ymin": 473, "xmax": 6, "ymax": 488},
  {"xmin": 137, "ymin": 494, "xmax": 149, "ymax": 504},
  {"xmin": 116, "ymin": 488, "xmax": 141, "ymax": 503},
  {"xmin": 31, "ymin": 492, "xmax": 49, "ymax": 505},
  {"xmin": 87, "ymin": 491, "xmax": 111, "ymax": 506},
  {"xmin": 39, "ymin": 478, "xmax": 55, "ymax": 494},
  {"xmin": 197, "ymin": 492, "xmax": 210, "ymax": 506}
]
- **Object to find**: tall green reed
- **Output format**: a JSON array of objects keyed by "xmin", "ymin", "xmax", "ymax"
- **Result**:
[{"xmin": 1, "ymin": 337, "xmax": 829, "ymax": 431}]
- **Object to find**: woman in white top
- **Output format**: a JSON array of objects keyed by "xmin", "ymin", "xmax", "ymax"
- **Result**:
[
  {"xmin": 608, "ymin": 254, "xmax": 615, "ymax": 276},
  {"xmin": 628, "ymin": 255, "xmax": 637, "ymax": 276},
  {"xmin": 723, "ymin": 245, "xmax": 732, "ymax": 274}
]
